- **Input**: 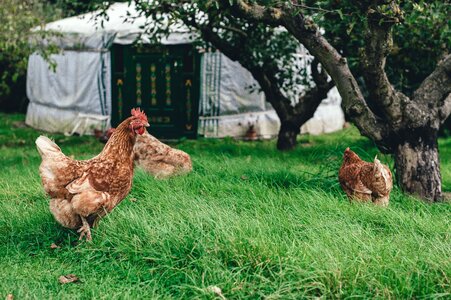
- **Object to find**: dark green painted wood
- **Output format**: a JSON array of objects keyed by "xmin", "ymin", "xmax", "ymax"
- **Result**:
[{"xmin": 111, "ymin": 44, "xmax": 200, "ymax": 139}]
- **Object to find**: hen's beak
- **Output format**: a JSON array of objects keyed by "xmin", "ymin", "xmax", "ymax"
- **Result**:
[{"xmin": 144, "ymin": 122, "xmax": 150, "ymax": 127}]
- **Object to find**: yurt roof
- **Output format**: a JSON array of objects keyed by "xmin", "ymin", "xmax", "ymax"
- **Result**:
[{"xmin": 37, "ymin": 1, "xmax": 195, "ymax": 46}]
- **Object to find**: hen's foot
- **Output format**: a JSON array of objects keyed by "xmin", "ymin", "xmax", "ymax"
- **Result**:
[{"xmin": 77, "ymin": 216, "xmax": 92, "ymax": 241}]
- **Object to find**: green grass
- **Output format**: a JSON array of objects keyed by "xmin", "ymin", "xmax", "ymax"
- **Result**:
[{"xmin": 0, "ymin": 113, "xmax": 450, "ymax": 299}]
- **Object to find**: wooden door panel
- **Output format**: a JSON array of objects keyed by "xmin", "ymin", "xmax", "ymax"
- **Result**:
[
  {"xmin": 112, "ymin": 44, "xmax": 199, "ymax": 139},
  {"xmin": 131, "ymin": 55, "xmax": 182, "ymax": 138}
]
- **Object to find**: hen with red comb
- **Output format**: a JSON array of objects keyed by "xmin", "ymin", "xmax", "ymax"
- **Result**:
[{"xmin": 35, "ymin": 108, "xmax": 153, "ymax": 241}]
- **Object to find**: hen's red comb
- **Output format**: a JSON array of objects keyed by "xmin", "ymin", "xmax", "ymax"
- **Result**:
[{"xmin": 131, "ymin": 108, "xmax": 148, "ymax": 123}]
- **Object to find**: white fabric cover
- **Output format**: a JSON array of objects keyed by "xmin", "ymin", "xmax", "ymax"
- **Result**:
[
  {"xmin": 26, "ymin": 51, "xmax": 111, "ymax": 134},
  {"xmin": 300, "ymin": 87, "xmax": 345, "ymax": 135},
  {"xmin": 199, "ymin": 52, "xmax": 344, "ymax": 138},
  {"xmin": 216, "ymin": 55, "xmax": 267, "ymax": 114}
]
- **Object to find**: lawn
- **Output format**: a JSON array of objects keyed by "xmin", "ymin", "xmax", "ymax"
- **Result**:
[{"xmin": 0, "ymin": 113, "xmax": 450, "ymax": 299}]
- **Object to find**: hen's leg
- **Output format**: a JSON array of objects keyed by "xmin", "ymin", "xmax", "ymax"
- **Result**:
[
  {"xmin": 77, "ymin": 216, "xmax": 92, "ymax": 241},
  {"xmin": 71, "ymin": 190, "xmax": 110, "ymax": 241}
]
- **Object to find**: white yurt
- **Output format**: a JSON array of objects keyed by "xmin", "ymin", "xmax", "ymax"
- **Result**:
[{"xmin": 26, "ymin": 1, "xmax": 344, "ymax": 139}]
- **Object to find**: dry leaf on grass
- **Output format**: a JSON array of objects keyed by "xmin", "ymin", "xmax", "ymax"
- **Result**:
[
  {"xmin": 129, "ymin": 198, "xmax": 137, "ymax": 202},
  {"xmin": 207, "ymin": 286, "xmax": 226, "ymax": 300},
  {"xmin": 6, "ymin": 294, "xmax": 13, "ymax": 300},
  {"xmin": 58, "ymin": 274, "xmax": 79, "ymax": 284},
  {"xmin": 240, "ymin": 175, "xmax": 248, "ymax": 181},
  {"xmin": 50, "ymin": 243, "xmax": 60, "ymax": 249}
]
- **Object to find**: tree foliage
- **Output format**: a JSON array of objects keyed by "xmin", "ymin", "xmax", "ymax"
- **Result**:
[
  {"xmin": 313, "ymin": 0, "xmax": 450, "ymax": 95},
  {"xmin": 131, "ymin": 0, "xmax": 321, "ymax": 97},
  {"xmin": 0, "ymin": 0, "xmax": 100, "ymax": 112},
  {"xmin": 0, "ymin": 1, "xmax": 52, "ymax": 107}
]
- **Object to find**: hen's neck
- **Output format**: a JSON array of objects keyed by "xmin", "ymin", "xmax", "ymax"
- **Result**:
[{"xmin": 100, "ymin": 120, "xmax": 135, "ymax": 160}]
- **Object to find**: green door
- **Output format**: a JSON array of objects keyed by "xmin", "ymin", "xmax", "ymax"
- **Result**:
[
  {"xmin": 111, "ymin": 44, "xmax": 200, "ymax": 139},
  {"xmin": 131, "ymin": 55, "xmax": 183, "ymax": 138}
]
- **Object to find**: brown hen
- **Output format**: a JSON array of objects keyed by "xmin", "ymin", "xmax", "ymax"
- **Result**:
[
  {"xmin": 338, "ymin": 147, "xmax": 393, "ymax": 206},
  {"xmin": 106, "ymin": 129, "xmax": 192, "ymax": 179},
  {"xmin": 36, "ymin": 108, "xmax": 149, "ymax": 241},
  {"xmin": 134, "ymin": 132, "xmax": 192, "ymax": 179}
]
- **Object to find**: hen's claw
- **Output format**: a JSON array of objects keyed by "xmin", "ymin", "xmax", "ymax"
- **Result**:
[{"xmin": 78, "ymin": 216, "xmax": 92, "ymax": 241}]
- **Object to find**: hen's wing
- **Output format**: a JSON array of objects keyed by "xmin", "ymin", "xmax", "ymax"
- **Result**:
[
  {"xmin": 339, "ymin": 164, "xmax": 372, "ymax": 197},
  {"xmin": 363, "ymin": 159, "xmax": 393, "ymax": 198},
  {"xmin": 66, "ymin": 173, "xmax": 111, "ymax": 217}
]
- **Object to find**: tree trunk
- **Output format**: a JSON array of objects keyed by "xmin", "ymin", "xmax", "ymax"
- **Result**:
[
  {"xmin": 277, "ymin": 121, "xmax": 300, "ymax": 151},
  {"xmin": 394, "ymin": 131, "xmax": 443, "ymax": 201}
]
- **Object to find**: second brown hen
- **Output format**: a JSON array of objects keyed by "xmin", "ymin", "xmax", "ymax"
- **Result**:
[
  {"xmin": 134, "ymin": 132, "xmax": 192, "ymax": 179},
  {"xmin": 338, "ymin": 148, "xmax": 393, "ymax": 206},
  {"xmin": 106, "ymin": 129, "xmax": 193, "ymax": 179}
]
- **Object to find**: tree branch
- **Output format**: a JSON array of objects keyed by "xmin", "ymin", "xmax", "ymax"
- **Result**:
[
  {"xmin": 231, "ymin": 0, "xmax": 284, "ymax": 26},
  {"xmin": 413, "ymin": 54, "xmax": 451, "ymax": 125},
  {"xmin": 180, "ymin": 4, "xmax": 336, "ymax": 130},
  {"xmin": 292, "ymin": 59, "xmax": 334, "ymax": 123},
  {"xmin": 361, "ymin": 8, "xmax": 404, "ymax": 129},
  {"xmin": 221, "ymin": 1, "xmax": 391, "ymax": 147},
  {"xmin": 283, "ymin": 16, "xmax": 390, "ymax": 146},
  {"xmin": 310, "ymin": 58, "xmax": 334, "ymax": 91}
]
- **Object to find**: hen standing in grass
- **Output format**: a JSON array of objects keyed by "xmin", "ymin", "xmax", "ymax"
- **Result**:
[
  {"xmin": 35, "ymin": 108, "xmax": 149, "ymax": 240},
  {"xmin": 338, "ymin": 147, "xmax": 393, "ymax": 206}
]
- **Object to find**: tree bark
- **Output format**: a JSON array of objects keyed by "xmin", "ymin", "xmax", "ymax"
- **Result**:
[
  {"xmin": 394, "ymin": 130, "xmax": 442, "ymax": 201},
  {"xmin": 277, "ymin": 121, "xmax": 301, "ymax": 150}
]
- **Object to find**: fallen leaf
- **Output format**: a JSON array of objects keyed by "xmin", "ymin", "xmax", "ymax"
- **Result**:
[
  {"xmin": 129, "ymin": 198, "xmax": 137, "ymax": 202},
  {"xmin": 240, "ymin": 175, "xmax": 248, "ymax": 181},
  {"xmin": 59, "ymin": 274, "xmax": 79, "ymax": 284},
  {"xmin": 207, "ymin": 286, "xmax": 226, "ymax": 300},
  {"xmin": 6, "ymin": 294, "xmax": 13, "ymax": 300},
  {"xmin": 50, "ymin": 243, "xmax": 60, "ymax": 249}
]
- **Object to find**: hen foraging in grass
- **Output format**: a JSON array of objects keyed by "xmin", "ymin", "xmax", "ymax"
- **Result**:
[
  {"xmin": 36, "ymin": 108, "xmax": 149, "ymax": 241},
  {"xmin": 134, "ymin": 132, "xmax": 192, "ymax": 179},
  {"xmin": 339, "ymin": 147, "xmax": 393, "ymax": 206},
  {"xmin": 106, "ymin": 129, "xmax": 192, "ymax": 179}
]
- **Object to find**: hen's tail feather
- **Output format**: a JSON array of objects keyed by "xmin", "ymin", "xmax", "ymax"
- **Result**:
[{"xmin": 36, "ymin": 136, "xmax": 62, "ymax": 157}]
